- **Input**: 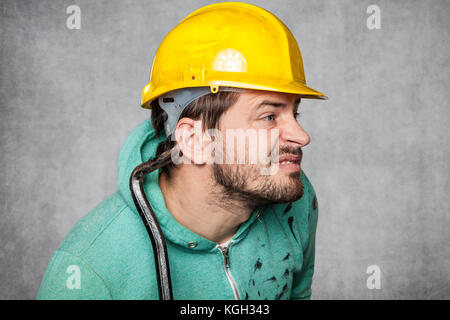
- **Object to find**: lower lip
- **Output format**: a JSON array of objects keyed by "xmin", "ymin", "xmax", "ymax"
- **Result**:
[{"xmin": 278, "ymin": 162, "xmax": 301, "ymax": 172}]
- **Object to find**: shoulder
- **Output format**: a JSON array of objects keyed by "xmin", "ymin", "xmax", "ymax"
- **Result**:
[
  {"xmin": 38, "ymin": 191, "xmax": 157, "ymax": 299},
  {"xmin": 58, "ymin": 191, "xmax": 154, "ymax": 261},
  {"xmin": 57, "ymin": 191, "xmax": 129, "ymax": 256}
]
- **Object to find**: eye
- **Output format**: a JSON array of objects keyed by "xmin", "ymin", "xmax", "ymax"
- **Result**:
[{"xmin": 262, "ymin": 114, "xmax": 275, "ymax": 121}]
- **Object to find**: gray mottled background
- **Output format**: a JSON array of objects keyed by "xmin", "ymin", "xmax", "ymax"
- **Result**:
[{"xmin": 1, "ymin": 0, "xmax": 449, "ymax": 299}]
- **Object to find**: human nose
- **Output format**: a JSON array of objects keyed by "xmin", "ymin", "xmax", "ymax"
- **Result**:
[{"xmin": 279, "ymin": 118, "xmax": 311, "ymax": 147}]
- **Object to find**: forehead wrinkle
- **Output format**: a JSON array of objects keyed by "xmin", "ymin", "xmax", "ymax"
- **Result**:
[{"xmin": 254, "ymin": 96, "xmax": 301, "ymax": 111}]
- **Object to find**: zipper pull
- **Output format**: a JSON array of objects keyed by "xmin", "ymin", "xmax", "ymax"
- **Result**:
[{"xmin": 222, "ymin": 247, "xmax": 230, "ymax": 268}]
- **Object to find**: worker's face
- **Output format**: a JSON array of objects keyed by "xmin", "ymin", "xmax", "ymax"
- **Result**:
[{"xmin": 212, "ymin": 90, "xmax": 311, "ymax": 205}]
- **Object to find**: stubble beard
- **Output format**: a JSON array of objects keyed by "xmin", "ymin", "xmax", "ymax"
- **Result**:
[{"xmin": 212, "ymin": 162, "xmax": 304, "ymax": 208}]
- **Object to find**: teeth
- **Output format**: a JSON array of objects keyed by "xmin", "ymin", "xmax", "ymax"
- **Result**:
[{"xmin": 280, "ymin": 161, "xmax": 295, "ymax": 164}]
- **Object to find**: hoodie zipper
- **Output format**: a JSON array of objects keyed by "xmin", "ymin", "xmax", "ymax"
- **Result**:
[{"xmin": 217, "ymin": 240, "xmax": 241, "ymax": 300}]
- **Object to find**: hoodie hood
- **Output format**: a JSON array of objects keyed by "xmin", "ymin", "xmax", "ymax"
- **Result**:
[
  {"xmin": 117, "ymin": 118, "xmax": 165, "ymax": 211},
  {"xmin": 117, "ymin": 119, "xmax": 263, "ymax": 252}
]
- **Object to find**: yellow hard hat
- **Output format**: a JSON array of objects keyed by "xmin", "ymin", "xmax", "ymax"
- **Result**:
[{"xmin": 141, "ymin": 2, "xmax": 327, "ymax": 109}]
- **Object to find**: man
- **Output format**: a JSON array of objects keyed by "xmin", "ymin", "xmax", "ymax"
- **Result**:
[{"xmin": 38, "ymin": 2, "xmax": 326, "ymax": 300}]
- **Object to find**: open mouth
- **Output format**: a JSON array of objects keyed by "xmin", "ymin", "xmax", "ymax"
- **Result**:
[
  {"xmin": 278, "ymin": 155, "xmax": 301, "ymax": 165},
  {"xmin": 279, "ymin": 160, "xmax": 300, "ymax": 165},
  {"xmin": 277, "ymin": 154, "xmax": 302, "ymax": 171}
]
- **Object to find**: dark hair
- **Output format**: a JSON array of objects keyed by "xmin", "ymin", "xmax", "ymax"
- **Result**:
[{"xmin": 150, "ymin": 91, "xmax": 240, "ymax": 179}]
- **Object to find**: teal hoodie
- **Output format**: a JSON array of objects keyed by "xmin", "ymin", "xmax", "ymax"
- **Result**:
[{"xmin": 37, "ymin": 119, "xmax": 319, "ymax": 300}]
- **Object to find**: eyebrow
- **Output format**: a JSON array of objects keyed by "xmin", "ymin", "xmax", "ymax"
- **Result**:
[{"xmin": 256, "ymin": 98, "xmax": 301, "ymax": 109}]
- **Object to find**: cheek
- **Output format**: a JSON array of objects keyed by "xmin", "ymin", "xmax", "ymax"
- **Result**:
[
  {"xmin": 213, "ymin": 132, "xmax": 241, "ymax": 165},
  {"xmin": 213, "ymin": 123, "xmax": 278, "ymax": 165},
  {"xmin": 257, "ymin": 129, "xmax": 279, "ymax": 161}
]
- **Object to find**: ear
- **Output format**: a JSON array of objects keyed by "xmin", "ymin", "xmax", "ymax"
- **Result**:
[{"xmin": 173, "ymin": 118, "xmax": 205, "ymax": 165}]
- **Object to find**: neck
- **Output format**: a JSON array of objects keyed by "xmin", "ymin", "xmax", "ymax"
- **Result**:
[{"xmin": 159, "ymin": 166, "xmax": 255, "ymax": 244}]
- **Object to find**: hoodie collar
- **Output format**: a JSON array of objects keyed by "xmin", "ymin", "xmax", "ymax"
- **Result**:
[{"xmin": 117, "ymin": 119, "xmax": 264, "ymax": 252}]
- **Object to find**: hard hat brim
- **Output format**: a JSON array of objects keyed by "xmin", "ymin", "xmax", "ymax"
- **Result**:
[{"xmin": 141, "ymin": 79, "xmax": 327, "ymax": 109}]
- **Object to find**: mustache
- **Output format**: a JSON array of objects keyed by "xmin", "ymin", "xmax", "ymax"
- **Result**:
[
  {"xmin": 268, "ymin": 145, "xmax": 302, "ymax": 162},
  {"xmin": 279, "ymin": 146, "xmax": 302, "ymax": 157}
]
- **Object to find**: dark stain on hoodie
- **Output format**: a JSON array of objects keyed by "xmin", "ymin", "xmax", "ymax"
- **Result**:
[
  {"xmin": 265, "ymin": 276, "xmax": 277, "ymax": 282},
  {"xmin": 313, "ymin": 196, "xmax": 318, "ymax": 210},
  {"xmin": 275, "ymin": 283, "xmax": 289, "ymax": 300},
  {"xmin": 283, "ymin": 203, "xmax": 292, "ymax": 215},
  {"xmin": 254, "ymin": 258, "xmax": 262, "ymax": 273},
  {"xmin": 287, "ymin": 216, "xmax": 297, "ymax": 241}
]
